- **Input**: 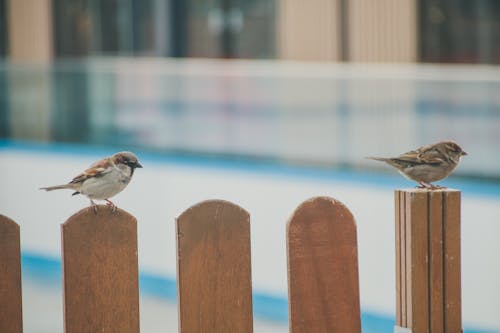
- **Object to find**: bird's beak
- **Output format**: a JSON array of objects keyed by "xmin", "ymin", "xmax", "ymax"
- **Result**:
[
  {"xmin": 461, "ymin": 151, "xmax": 468, "ymax": 156},
  {"xmin": 135, "ymin": 162, "xmax": 143, "ymax": 168}
]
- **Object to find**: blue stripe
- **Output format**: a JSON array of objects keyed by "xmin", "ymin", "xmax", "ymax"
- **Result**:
[
  {"xmin": 1, "ymin": 139, "xmax": 500, "ymax": 198},
  {"xmin": 20, "ymin": 253, "xmax": 498, "ymax": 333}
]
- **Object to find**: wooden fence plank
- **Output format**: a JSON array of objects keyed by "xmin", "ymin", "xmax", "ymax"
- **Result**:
[
  {"xmin": 0, "ymin": 214, "xmax": 23, "ymax": 333},
  {"xmin": 287, "ymin": 196, "xmax": 361, "ymax": 333},
  {"xmin": 409, "ymin": 191, "xmax": 429, "ymax": 332},
  {"xmin": 429, "ymin": 191, "xmax": 444, "ymax": 333},
  {"xmin": 395, "ymin": 189, "xmax": 462, "ymax": 333},
  {"xmin": 404, "ymin": 192, "xmax": 413, "ymax": 329},
  {"xmin": 444, "ymin": 191, "xmax": 462, "ymax": 332},
  {"xmin": 61, "ymin": 206, "xmax": 139, "ymax": 333},
  {"xmin": 400, "ymin": 190, "xmax": 408, "ymax": 327},
  {"xmin": 176, "ymin": 200, "xmax": 253, "ymax": 333},
  {"xmin": 395, "ymin": 190, "xmax": 403, "ymax": 326}
]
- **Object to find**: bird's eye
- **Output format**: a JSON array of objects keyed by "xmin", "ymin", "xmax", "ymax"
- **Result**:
[{"xmin": 121, "ymin": 158, "xmax": 132, "ymax": 166}]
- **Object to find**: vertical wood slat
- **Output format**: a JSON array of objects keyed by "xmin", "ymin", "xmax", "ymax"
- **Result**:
[
  {"xmin": 444, "ymin": 191, "xmax": 462, "ymax": 332},
  {"xmin": 395, "ymin": 190, "xmax": 405, "ymax": 327},
  {"xmin": 176, "ymin": 200, "xmax": 253, "ymax": 333},
  {"xmin": 62, "ymin": 206, "xmax": 139, "ymax": 333},
  {"xmin": 405, "ymin": 192, "xmax": 413, "ymax": 327},
  {"xmin": 395, "ymin": 189, "xmax": 462, "ymax": 333},
  {"xmin": 287, "ymin": 197, "xmax": 361, "ymax": 333},
  {"xmin": 395, "ymin": 191, "xmax": 401, "ymax": 326},
  {"xmin": 0, "ymin": 215, "xmax": 23, "ymax": 333},
  {"xmin": 409, "ymin": 191, "xmax": 429, "ymax": 332},
  {"xmin": 429, "ymin": 191, "xmax": 444, "ymax": 333}
]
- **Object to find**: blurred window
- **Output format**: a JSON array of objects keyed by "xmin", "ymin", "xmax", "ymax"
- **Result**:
[
  {"xmin": 52, "ymin": 0, "xmax": 275, "ymax": 59},
  {"xmin": 0, "ymin": 0, "xmax": 7, "ymax": 56},
  {"xmin": 420, "ymin": 0, "xmax": 500, "ymax": 64},
  {"xmin": 53, "ymin": 0, "xmax": 169, "ymax": 57},
  {"xmin": 179, "ymin": 0, "xmax": 276, "ymax": 58}
]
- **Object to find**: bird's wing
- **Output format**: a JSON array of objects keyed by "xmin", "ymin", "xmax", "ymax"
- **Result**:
[
  {"xmin": 70, "ymin": 158, "xmax": 113, "ymax": 184},
  {"xmin": 398, "ymin": 146, "xmax": 446, "ymax": 165}
]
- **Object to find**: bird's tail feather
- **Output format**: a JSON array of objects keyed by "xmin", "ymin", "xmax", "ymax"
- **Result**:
[
  {"xmin": 366, "ymin": 156, "xmax": 389, "ymax": 162},
  {"xmin": 40, "ymin": 184, "xmax": 75, "ymax": 191}
]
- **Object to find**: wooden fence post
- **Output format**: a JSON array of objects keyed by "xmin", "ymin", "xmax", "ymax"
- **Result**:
[
  {"xmin": 61, "ymin": 205, "xmax": 139, "ymax": 333},
  {"xmin": 287, "ymin": 196, "xmax": 361, "ymax": 333},
  {"xmin": 395, "ymin": 189, "xmax": 462, "ymax": 333},
  {"xmin": 0, "ymin": 214, "xmax": 23, "ymax": 333},
  {"xmin": 176, "ymin": 200, "xmax": 253, "ymax": 333}
]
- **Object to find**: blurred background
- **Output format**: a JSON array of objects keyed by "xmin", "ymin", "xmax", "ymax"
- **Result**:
[{"xmin": 1, "ymin": 0, "xmax": 499, "ymax": 332}]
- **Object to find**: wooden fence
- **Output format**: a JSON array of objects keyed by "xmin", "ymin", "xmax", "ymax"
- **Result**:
[{"xmin": 0, "ymin": 190, "xmax": 462, "ymax": 333}]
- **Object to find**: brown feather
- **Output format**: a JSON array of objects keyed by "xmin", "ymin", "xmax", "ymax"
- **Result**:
[{"xmin": 69, "ymin": 158, "xmax": 112, "ymax": 184}]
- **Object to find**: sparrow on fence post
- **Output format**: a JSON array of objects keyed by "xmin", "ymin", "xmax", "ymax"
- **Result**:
[
  {"xmin": 367, "ymin": 141, "xmax": 467, "ymax": 189},
  {"xmin": 40, "ymin": 151, "xmax": 142, "ymax": 212}
]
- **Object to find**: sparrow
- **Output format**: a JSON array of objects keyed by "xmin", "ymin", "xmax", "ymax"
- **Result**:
[
  {"xmin": 40, "ymin": 151, "xmax": 142, "ymax": 211},
  {"xmin": 367, "ymin": 141, "xmax": 467, "ymax": 189}
]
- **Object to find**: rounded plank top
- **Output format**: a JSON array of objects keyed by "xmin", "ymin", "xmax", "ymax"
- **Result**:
[
  {"xmin": 176, "ymin": 199, "xmax": 253, "ymax": 333},
  {"xmin": 177, "ymin": 199, "xmax": 250, "ymax": 225},
  {"xmin": 62, "ymin": 205, "xmax": 137, "ymax": 229},
  {"xmin": 287, "ymin": 196, "xmax": 361, "ymax": 333},
  {"xmin": 61, "ymin": 205, "xmax": 139, "ymax": 333},
  {"xmin": 0, "ymin": 214, "xmax": 20, "ymax": 231}
]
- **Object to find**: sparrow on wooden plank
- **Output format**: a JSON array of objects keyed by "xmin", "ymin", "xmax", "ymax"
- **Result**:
[
  {"xmin": 367, "ymin": 141, "xmax": 467, "ymax": 189},
  {"xmin": 41, "ymin": 151, "xmax": 142, "ymax": 211}
]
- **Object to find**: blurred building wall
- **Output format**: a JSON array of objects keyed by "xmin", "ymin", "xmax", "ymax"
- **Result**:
[
  {"xmin": 2, "ymin": 0, "xmax": 499, "ymax": 64},
  {"xmin": 7, "ymin": 0, "xmax": 53, "ymax": 63},
  {"xmin": 348, "ymin": 0, "xmax": 417, "ymax": 62},
  {"xmin": 277, "ymin": 0, "xmax": 342, "ymax": 61},
  {"xmin": 6, "ymin": 0, "xmax": 53, "ymax": 141},
  {"xmin": 277, "ymin": 0, "xmax": 417, "ymax": 62}
]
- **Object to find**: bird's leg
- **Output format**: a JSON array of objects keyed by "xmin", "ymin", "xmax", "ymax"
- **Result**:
[
  {"xmin": 88, "ymin": 199, "xmax": 98, "ymax": 213},
  {"xmin": 105, "ymin": 199, "xmax": 117, "ymax": 212},
  {"xmin": 417, "ymin": 181, "xmax": 433, "ymax": 189},
  {"xmin": 417, "ymin": 182, "xmax": 446, "ymax": 190}
]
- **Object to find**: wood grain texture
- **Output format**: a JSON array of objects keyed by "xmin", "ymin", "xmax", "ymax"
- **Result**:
[
  {"xmin": 444, "ymin": 191, "xmax": 462, "ymax": 332},
  {"xmin": 0, "ymin": 214, "xmax": 23, "ymax": 333},
  {"xmin": 395, "ymin": 191, "xmax": 402, "ymax": 326},
  {"xmin": 395, "ymin": 190, "xmax": 405, "ymax": 326},
  {"xmin": 395, "ymin": 189, "xmax": 462, "ymax": 333},
  {"xmin": 176, "ymin": 200, "xmax": 253, "ymax": 333},
  {"xmin": 429, "ymin": 191, "xmax": 444, "ymax": 333},
  {"xmin": 400, "ymin": 190, "xmax": 408, "ymax": 327},
  {"xmin": 287, "ymin": 196, "xmax": 361, "ymax": 333},
  {"xmin": 61, "ymin": 205, "xmax": 139, "ymax": 333},
  {"xmin": 409, "ymin": 191, "xmax": 429, "ymax": 332},
  {"xmin": 404, "ymin": 192, "xmax": 413, "ymax": 328}
]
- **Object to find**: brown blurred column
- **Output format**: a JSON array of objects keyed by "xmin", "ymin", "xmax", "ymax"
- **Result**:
[
  {"xmin": 277, "ymin": 0, "xmax": 417, "ymax": 63},
  {"xmin": 348, "ymin": 0, "xmax": 417, "ymax": 62},
  {"xmin": 277, "ymin": 0, "xmax": 342, "ymax": 61},
  {"xmin": 6, "ymin": 0, "xmax": 53, "ymax": 141},
  {"xmin": 7, "ymin": 0, "xmax": 53, "ymax": 63}
]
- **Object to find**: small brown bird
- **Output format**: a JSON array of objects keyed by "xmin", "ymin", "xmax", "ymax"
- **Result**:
[
  {"xmin": 41, "ymin": 151, "xmax": 142, "ymax": 211},
  {"xmin": 367, "ymin": 141, "xmax": 467, "ymax": 189}
]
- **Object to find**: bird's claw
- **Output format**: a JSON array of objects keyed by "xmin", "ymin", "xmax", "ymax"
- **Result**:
[
  {"xmin": 417, "ymin": 182, "xmax": 447, "ymax": 190},
  {"xmin": 105, "ymin": 199, "xmax": 117, "ymax": 212},
  {"xmin": 88, "ymin": 200, "xmax": 99, "ymax": 213}
]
